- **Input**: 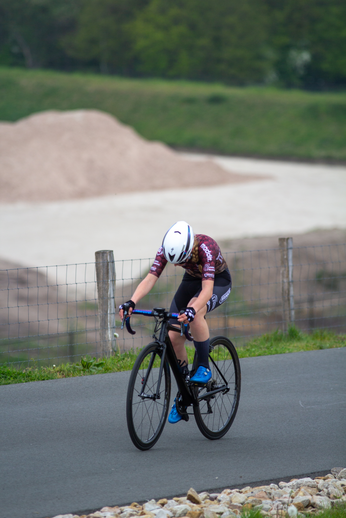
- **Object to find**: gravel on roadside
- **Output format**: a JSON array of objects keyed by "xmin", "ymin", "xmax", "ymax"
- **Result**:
[{"xmin": 53, "ymin": 468, "xmax": 346, "ymax": 518}]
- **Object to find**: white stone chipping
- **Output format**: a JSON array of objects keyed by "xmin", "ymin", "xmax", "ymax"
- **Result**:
[{"xmin": 52, "ymin": 469, "xmax": 346, "ymax": 518}]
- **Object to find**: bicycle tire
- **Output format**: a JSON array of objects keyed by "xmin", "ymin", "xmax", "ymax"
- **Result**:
[
  {"xmin": 126, "ymin": 342, "xmax": 171, "ymax": 450},
  {"xmin": 193, "ymin": 336, "xmax": 241, "ymax": 440}
]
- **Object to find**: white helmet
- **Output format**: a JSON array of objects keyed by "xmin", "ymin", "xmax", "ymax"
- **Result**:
[{"xmin": 162, "ymin": 221, "xmax": 194, "ymax": 264}]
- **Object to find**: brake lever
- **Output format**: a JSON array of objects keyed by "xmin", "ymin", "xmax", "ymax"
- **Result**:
[
  {"xmin": 179, "ymin": 321, "xmax": 193, "ymax": 341},
  {"xmin": 121, "ymin": 312, "xmax": 128, "ymax": 330},
  {"xmin": 125, "ymin": 316, "xmax": 136, "ymax": 335},
  {"xmin": 120, "ymin": 310, "xmax": 136, "ymax": 335}
]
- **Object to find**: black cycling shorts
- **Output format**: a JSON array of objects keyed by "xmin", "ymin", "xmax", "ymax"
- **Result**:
[{"xmin": 169, "ymin": 269, "xmax": 232, "ymax": 318}]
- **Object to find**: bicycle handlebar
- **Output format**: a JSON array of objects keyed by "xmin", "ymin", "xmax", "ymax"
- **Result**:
[{"xmin": 121, "ymin": 308, "xmax": 193, "ymax": 341}]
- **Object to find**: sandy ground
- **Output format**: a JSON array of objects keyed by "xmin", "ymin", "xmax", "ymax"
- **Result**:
[{"xmin": 1, "ymin": 153, "xmax": 345, "ymax": 290}]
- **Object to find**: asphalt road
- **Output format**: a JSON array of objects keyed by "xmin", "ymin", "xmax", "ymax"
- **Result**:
[{"xmin": 1, "ymin": 348, "xmax": 346, "ymax": 518}]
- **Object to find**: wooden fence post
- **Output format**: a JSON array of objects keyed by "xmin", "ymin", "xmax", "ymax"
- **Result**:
[
  {"xmin": 279, "ymin": 237, "xmax": 295, "ymax": 333},
  {"xmin": 95, "ymin": 250, "xmax": 116, "ymax": 357}
]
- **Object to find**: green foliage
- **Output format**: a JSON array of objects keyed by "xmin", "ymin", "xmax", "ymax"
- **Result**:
[
  {"xmin": 0, "ymin": 0, "xmax": 346, "ymax": 87},
  {"xmin": 315, "ymin": 269, "xmax": 345, "ymax": 291},
  {"xmin": 240, "ymin": 509, "xmax": 262, "ymax": 518},
  {"xmin": 206, "ymin": 94, "xmax": 228, "ymax": 104},
  {"xmin": 287, "ymin": 325, "xmax": 303, "ymax": 341},
  {"xmin": 62, "ymin": 0, "xmax": 146, "ymax": 74},
  {"xmin": 0, "ymin": 0, "xmax": 80, "ymax": 69},
  {"xmin": 265, "ymin": 0, "xmax": 346, "ymax": 88},
  {"xmin": 76, "ymin": 356, "xmax": 105, "ymax": 373},
  {"xmin": 240, "ymin": 508, "xmax": 346, "ymax": 518},
  {"xmin": 129, "ymin": 0, "xmax": 270, "ymax": 83},
  {"xmin": 130, "ymin": 0, "xmax": 193, "ymax": 78},
  {"xmin": 309, "ymin": 504, "xmax": 346, "ymax": 518}
]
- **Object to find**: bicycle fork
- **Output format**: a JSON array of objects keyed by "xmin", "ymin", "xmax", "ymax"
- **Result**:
[{"xmin": 139, "ymin": 343, "xmax": 166, "ymax": 401}]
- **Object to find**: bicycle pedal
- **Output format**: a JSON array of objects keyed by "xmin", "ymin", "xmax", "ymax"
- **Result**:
[
  {"xmin": 190, "ymin": 380, "xmax": 208, "ymax": 387},
  {"xmin": 187, "ymin": 379, "xmax": 203, "ymax": 385}
]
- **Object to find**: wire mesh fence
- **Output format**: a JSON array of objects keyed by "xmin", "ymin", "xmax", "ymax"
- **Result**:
[
  {"xmin": 0, "ymin": 262, "xmax": 99, "ymax": 366},
  {"xmin": 1, "ymin": 239, "xmax": 345, "ymax": 367}
]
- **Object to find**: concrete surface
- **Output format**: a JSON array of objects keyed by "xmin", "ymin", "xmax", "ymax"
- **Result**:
[{"xmin": 1, "ymin": 154, "xmax": 345, "ymax": 286}]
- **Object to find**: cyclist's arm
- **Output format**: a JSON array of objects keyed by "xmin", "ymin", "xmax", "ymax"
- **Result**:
[
  {"xmin": 177, "ymin": 279, "xmax": 214, "ymax": 322},
  {"xmin": 131, "ymin": 273, "xmax": 158, "ymax": 305},
  {"xmin": 119, "ymin": 273, "xmax": 158, "ymax": 318},
  {"xmin": 192, "ymin": 279, "xmax": 214, "ymax": 313}
]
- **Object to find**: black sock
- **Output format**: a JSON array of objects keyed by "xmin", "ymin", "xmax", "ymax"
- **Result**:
[{"xmin": 193, "ymin": 339, "xmax": 210, "ymax": 369}]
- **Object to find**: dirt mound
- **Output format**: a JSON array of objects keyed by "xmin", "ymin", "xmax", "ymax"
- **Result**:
[{"xmin": 0, "ymin": 110, "xmax": 258, "ymax": 203}]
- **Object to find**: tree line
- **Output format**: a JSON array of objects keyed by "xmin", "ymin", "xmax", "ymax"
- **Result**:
[{"xmin": 1, "ymin": 0, "xmax": 346, "ymax": 89}]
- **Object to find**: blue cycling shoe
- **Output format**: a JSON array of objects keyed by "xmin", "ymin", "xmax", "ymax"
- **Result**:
[
  {"xmin": 190, "ymin": 366, "xmax": 212, "ymax": 384},
  {"xmin": 168, "ymin": 399, "xmax": 182, "ymax": 424}
]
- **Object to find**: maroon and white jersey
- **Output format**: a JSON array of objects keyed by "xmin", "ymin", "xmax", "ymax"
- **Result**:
[{"xmin": 149, "ymin": 234, "xmax": 228, "ymax": 281}]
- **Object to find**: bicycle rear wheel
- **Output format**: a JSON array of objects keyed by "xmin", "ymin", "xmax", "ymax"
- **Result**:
[
  {"xmin": 126, "ymin": 342, "xmax": 171, "ymax": 450},
  {"xmin": 193, "ymin": 336, "xmax": 241, "ymax": 440}
]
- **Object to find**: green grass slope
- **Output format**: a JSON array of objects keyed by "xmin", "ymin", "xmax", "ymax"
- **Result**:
[{"xmin": 1, "ymin": 67, "xmax": 346, "ymax": 161}]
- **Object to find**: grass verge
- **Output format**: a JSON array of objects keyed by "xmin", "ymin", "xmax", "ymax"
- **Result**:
[
  {"xmin": 242, "ymin": 507, "xmax": 346, "ymax": 518},
  {"xmin": 236, "ymin": 327, "xmax": 346, "ymax": 358},
  {"xmin": 1, "ymin": 67, "xmax": 346, "ymax": 161},
  {"xmin": 1, "ymin": 327, "xmax": 345, "ymax": 386}
]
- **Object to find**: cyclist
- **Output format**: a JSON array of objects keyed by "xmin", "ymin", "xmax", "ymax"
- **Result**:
[{"xmin": 119, "ymin": 221, "xmax": 232, "ymax": 424}]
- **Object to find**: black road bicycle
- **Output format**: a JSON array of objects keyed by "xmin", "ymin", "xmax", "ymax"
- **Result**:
[{"xmin": 122, "ymin": 307, "xmax": 241, "ymax": 450}]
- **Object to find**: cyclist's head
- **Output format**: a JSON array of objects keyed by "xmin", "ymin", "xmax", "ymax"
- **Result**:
[{"xmin": 162, "ymin": 221, "xmax": 194, "ymax": 264}]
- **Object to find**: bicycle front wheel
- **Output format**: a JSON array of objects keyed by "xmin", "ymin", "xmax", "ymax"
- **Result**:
[
  {"xmin": 126, "ymin": 342, "xmax": 171, "ymax": 450},
  {"xmin": 193, "ymin": 336, "xmax": 241, "ymax": 440}
]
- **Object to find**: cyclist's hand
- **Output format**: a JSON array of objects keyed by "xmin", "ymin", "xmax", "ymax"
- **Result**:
[
  {"xmin": 178, "ymin": 307, "xmax": 196, "ymax": 323},
  {"xmin": 119, "ymin": 300, "xmax": 136, "ymax": 319}
]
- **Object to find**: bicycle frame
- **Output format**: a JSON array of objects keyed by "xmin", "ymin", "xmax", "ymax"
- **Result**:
[
  {"xmin": 123, "ymin": 308, "xmax": 196, "ymax": 409},
  {"xmin": 122, "ymin": 308, "xmax": 229, "ymax": 410},
  {"xmin": 125, "ymin": 308, "xmax": 241, "ymax": 449}
]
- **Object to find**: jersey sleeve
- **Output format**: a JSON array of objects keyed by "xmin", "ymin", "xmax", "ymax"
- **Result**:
[{"xmin": 149, "ymin": 246, "xmax": 167, "ymax": 278}]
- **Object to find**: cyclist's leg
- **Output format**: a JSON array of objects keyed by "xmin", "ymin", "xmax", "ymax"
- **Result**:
[
  {"xmin": 190, "ymin": 275, "xmax": 232, "ymax": 378},
  {"xmin": 169, "ymin": 331, "xmax": 189, "ymax": 368},
  {"xmin": 186, "ymin": 301, "xmax": 209, "ymax": 372},
  {"xmin": 169, "ymin": 277, "xmax": 201, "ymax": 368},
  {"xmin": 168, "ymin": 302, "xmax": 209, "ymax": 370},
  {"xmin": 170, "ymin": 291, "xmax": 213, "ymax": 381},
  {"xmin": 169, "ymin": 273, "xmax": 231, "ymax": 375},
  {"xmin": 189, "ymin": 302, "xmax": 208, "ymax": 340}
]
